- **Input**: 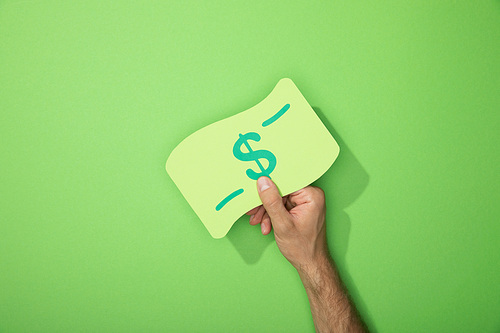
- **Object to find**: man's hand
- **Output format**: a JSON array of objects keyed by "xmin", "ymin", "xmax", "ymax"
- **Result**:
[
  {"xmin": 246, "ymin": 176, "xmax": 328, "ymax": 272},
  {"xmin": 246, "ymin": 176, "xmax": 367, "ymax": 333}
]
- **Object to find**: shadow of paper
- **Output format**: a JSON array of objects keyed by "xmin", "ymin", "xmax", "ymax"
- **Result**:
[
  {"xmin": 312, "ymin": 108, "xmax": 369, "ymax": 267},
  {"xmin": 227, "ymin": 214, "xmax": 275, "ymax": 264}
]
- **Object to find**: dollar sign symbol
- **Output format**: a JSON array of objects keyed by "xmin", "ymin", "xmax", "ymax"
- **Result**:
[{"xmin": 233, "ymin": 132, "xmax": 277, "ymax": 180}]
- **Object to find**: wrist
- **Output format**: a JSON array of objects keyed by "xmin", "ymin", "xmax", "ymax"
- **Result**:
[{"xmin": 295, "ymin": 249, "xmax": 332, "ymax": 280}]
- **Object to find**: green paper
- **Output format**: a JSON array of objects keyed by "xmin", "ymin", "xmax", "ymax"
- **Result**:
[{"xmin": 166, "ymin": 79, "xmax": 339, "ymax": 238}]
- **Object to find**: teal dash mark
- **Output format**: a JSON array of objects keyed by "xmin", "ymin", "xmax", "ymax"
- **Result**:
[
  {"xmin": 262, "ymin": 103, "xmax": 290, "ymax": 127},
  {"xmin": 216, "ymin": 188, "xmax": 244, "ymax": 211}
]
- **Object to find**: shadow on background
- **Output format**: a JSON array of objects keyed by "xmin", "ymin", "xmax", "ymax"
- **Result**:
[
  {"xmin": 312, "ymin": 107, "xmax": 369, "ymax": 267},
  {"xmin": 313, "ymin": 107, "xmax": 374, "ymax": 331},
  {"xmin": 227, "ymin": 214, "xmax": 274, "ymax": 264}
]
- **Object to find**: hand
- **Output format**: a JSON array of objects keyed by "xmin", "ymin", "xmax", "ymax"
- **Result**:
[
  {"xmin": 247, "ymin": 177, "xmax": 367, "ymax": 332},
  {"xmin": 246, "ymin": 176, "xmax": 329, "ymax": 272}
]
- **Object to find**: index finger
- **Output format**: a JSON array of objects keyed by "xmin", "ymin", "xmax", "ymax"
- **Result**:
[{"xmin": 246, "ymin": 205, "xmax": 261, "ymax": 215}]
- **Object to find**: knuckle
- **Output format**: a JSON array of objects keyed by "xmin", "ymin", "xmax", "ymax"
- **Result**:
[
  {"xmin": 308, "ymin": 187, "xmax": 326, "ymax": 210},
  {"xmin": 311, "ymin": 186, "xmax": 325, "ymax": 201}
]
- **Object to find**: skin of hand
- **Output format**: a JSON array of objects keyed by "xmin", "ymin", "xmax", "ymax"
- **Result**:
[
  {"xmin": 246, "ymin": 176, "xmax": 367, "ymax": 333},
  {"xmin": 246, "ymin": 176, "xmax": 329, "ymax": 271}
]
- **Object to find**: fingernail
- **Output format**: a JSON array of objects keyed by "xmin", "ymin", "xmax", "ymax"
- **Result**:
[
  {"xmin": 261, "ymin": 222, "xmax": 266, "ymax": 234},
  {"xmin": 249, "ymin": 215, "xmax": 254, "ymax": 223},
  {"xmin": 258, "ymin": 177, "xmax": 271, "ymax": 192}
]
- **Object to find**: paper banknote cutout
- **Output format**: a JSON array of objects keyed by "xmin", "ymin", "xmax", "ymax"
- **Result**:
[{"xmin": 166, "ymin": 78, "xmax": 340, "ymax": 238}]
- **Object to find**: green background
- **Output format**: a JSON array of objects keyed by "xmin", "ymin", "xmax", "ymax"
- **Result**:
[{"xmin": 1, "ymin": 1, "xmax": 499, "ymax": 332}]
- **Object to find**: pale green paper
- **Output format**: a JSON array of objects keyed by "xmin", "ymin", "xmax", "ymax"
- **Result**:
[{"xmin": 166, "ymin": 78, "xmax": 339, "ymax": 238}]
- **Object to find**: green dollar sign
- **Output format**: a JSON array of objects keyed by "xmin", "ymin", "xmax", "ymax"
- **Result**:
[{"xmin": 233, "ymin": 132, "xmax": 277, "ymax": 180}]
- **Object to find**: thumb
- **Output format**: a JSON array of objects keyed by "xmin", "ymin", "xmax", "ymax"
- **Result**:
[{"xmin": 257, "ymin": 176, "xmax": 289, "ymax": 225}]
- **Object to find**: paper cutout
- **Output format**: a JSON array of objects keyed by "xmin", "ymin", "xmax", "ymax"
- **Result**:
[{"xmin": 166, "ymin": 78, "xmax": 340, "ymax": 238}]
